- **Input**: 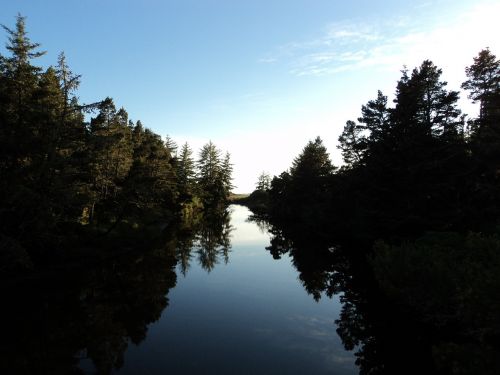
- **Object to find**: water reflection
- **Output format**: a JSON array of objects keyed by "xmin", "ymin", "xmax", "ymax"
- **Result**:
[
  {"xmin": 176, "ymin": 209, "xmax": 234, "ymax": 274},
  {"xmin": 0, "ymin": 209, "xmax": 235, "ymax": 375},
  {"xmin": 122, "ymin": 205, "xmax": 354, "ymax": 375},
  {"xmin": 258, "ymin": 217, "xmax": 438, "ymax": 375},
  {"xmin": 0, "ymin": 207, "xmax": 358, "ymax": 375},
  {"xmin": 246, "ymin": 212, "xmax": 271, "ymax": 234},
  {"xmin": 263, "ymin": 222, "xmax": 349, "ymax": 301},
  {"xmin": 0, "ymin": 239, "xmax": 178, "ymax": 375}
]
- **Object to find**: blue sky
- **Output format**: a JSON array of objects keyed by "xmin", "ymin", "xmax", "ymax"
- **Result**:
[{"xmin": 1, "ymin": 0, "xmax": 499, "ymax": 192}]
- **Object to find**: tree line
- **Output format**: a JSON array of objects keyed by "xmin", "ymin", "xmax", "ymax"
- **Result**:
[
  {"xmin": 256, "ymin": 49, "xmax": 500, "ymax": 373},
  {"xmin": 0, "ymin": 15, "xmax": 233, "ymax": 271},
  {"xmin": 265, "ymin": 48, "xmax": 500, "ymax": 241}
]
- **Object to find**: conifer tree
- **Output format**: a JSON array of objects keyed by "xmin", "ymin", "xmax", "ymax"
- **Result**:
[
  {"xmin": 177, "ymin": 142, "xmax": 196, "ymax": 200},
  {"xmin": 338, "ymin": 120, "xmax": 366, "ymax": 167},
  {"xmin": 122, "ymin": 127, "xmax": 178, "ymax": 222},
  {"xmin": 0, "ymin": 14, "xmax": 52, "ymax": 246},
  {"xmin": 462, "ymin": 48, "xmax": 500, "ymax": 123},
  {"xmin": 197, "ymin": 141, "xmax": 223, "ymax": 208},
  {"xmin": 359, "ymin": 90, "xmax": 389, "ymax": 143},
  {"xmin": 221, "ymin": 152, "xmax": 234, "ymax": 197},
  {"xmin": 195, "ymin": 142, "xmax": 233, "ymax": 209},
  {"xmin": 164, "ymin": 135, "xmax": 178, "ymax": 157},
  {"xmin": 290, "ymin": 137, "xmax": 334, "ymax": 182},
  {"xmin": 391, "ymin": 61, "xmax": 461, "ymax": 138},
  {"xmin": 462, "ymin": 49, "xmax": 500, "ymax": 227},
  {"xmin": 256, "ymin": 172, "xmax": 272, "ymax": 191},
  {"xmin": 0, "ymin": 14, "xmax": 45, "ymax": 172}
]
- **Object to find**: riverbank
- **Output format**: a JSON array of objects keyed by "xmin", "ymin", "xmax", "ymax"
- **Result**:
[{"xmin": 229, "ymin": 190, "xmax": 269, "ymax": 215}]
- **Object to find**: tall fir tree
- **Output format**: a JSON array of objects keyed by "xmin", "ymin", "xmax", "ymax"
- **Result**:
[{"xmin": 177, "ymin": 142, "xmax": 196, "ymax": 201}]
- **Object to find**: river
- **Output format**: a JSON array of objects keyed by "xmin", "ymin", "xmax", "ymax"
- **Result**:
[
  {"xmin": 84, "ymin": 204, "xmax": 356, "ymax": 374},
  {"xmin": 1, "ymin": 204, "xmax": 358, "ymax": 374}
]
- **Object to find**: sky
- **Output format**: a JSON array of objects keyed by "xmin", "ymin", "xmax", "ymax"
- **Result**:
[{"xmin": 1, "ymin": 0, "xmax": 499, "ymax": 192}]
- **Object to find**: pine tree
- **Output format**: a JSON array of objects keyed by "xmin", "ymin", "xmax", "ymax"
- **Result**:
[
  {"xmin": 197, "ymin": 141, "xmax": 223, "ymax": 209},
  {"xmin": 391, "ymin": 61, "xmax": 461, "ymax": 139},
  {"xmin": 221, "ymin": 152, "xmax": 234, "ymax": 197},
  {"xmin": 290, "ymin": 137, "xmax": 335, "ymax": 182},
  {"xmin": 123, "ymin": 126, "xmax": 178, "ymax": 222},
  {"xmin": 177, "ymin": 142, "xmax": 196, "ymax": 200},
  {"xmin": 195, "ymin": 142, "xmax": 232, "ymax": 210},
  {"xmin": 462, "ymin": 48, "xmax": 500, "ymax": 123},
  {"xmin": 462, "ymin": 49, "xmax": 500, "ymax": 228},
  {"xmin": 164, "ymin": 135, "xmax": 178, "ymax": 157},
  {"xmin": 359, "ymin": 90, "xmax": 389, "ymax": 143},
  {"xmin": 0, "ymin": 14, "xmax": 45, "ymax": 172},
  {"xmin": 0, "ymin": 15, "xmax": 57, "ymax": 247},
  {"xmin": 338, "ymin": 120, "xmax": 366, "ymax": 167},
  {"xmin": 256, "ymin": 172, "xmax": 271, "ymax": 191},
  {"xmin": 290, "ymin": 137, "xmax": 334, "ymax": 216},
  {"xmin": 87, "ymin": 99, "xmax": 134, "ymax": 223}
]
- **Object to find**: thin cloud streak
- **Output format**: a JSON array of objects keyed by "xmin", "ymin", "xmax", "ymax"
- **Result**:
[
  {"xmin": 258, "ymin": 57, "xmax": 277, "ymax": 63},
  {"xmin": 264, "ymin": 1, "xmax": 500, "ymax": 81}
]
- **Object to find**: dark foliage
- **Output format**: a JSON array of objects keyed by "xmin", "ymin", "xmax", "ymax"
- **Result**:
[
  {"xmin": 0, "ymin": 16, "xmax": 233, "ymax": 272},
  {"xmin": 261, "ymin": 49, "xmax": 500, "ymax": 374}
]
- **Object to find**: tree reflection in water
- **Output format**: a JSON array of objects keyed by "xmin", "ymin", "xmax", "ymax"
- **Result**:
[
  {"xmin": 246, "ymin": 213, "xmax": 271, "ymax": 234},
  {"xmin": 258, "ymin": 218, "xmax": 437, "ymax": 375},
  {"xmin": 1, "ymin": 239, "xmax": 178, "ymax": 374},
  {"xmin": 3, "ymin": 206, "xmax": 473, "ymax": 375},
  {"xmin": 2, "ymin": 209, "xmax": 350, "ymax": 375},
  {"xmin": 176, "ymin": 208, "xmax": 234, "ymax": 274},
  {"xmin": 0, "ymin": 208, "xmax": 235, "ymax": 374}
]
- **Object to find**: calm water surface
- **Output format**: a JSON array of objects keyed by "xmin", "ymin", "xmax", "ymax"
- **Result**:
[{"xmin": 99, "ymin": 205, "xmax": 356, "ymax": 374}]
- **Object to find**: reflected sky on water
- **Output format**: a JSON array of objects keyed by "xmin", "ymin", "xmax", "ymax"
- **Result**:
[{"xmin": 112, "ymin": 205, "xmax": 355, "ymax": 374}]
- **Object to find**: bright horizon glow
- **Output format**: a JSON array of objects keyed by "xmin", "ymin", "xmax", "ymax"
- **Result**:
[{"xmin": 1, "ymin": 0, "xmax": 499, "ymax": 192}]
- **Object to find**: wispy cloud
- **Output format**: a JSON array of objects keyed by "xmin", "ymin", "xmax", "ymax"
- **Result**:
[
  {"xmin": 262, "ymin": 1, "xmax": 500, "ymax": 80},
  {"xmin": 258, "ymin": 57, "xmax": 277, "ymax": 64},
  {"xmin": 325, "ymin": 23, "xmax": 381, "ymax": 44},
  {"xmin": 261, "ymin": 19, "xmax": 389, "ymax": 77}
]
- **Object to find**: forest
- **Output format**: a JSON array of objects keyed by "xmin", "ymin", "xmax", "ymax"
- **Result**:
[
  {"xmin": 265, "ymin": 51, "xmax": 500, "ymax": 238},
  {"xmin": 0, "ymin": 16, "xmax": 234, "ymax": 277},
  {"xmin": 243, "ymin": 46, "xmax": 500, "ymax": 373},
  {"xmin": 2, "ymin": 12, "xmax": 500, "ymax": 375}
]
